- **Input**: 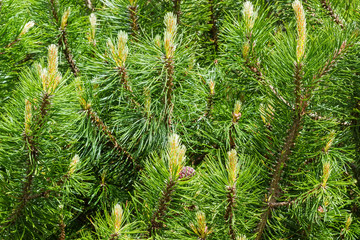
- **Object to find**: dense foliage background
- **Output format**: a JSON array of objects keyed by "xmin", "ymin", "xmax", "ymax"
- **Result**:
[{"xmin": 0, "ymin": 0, "xmax": 360, "ymax": 239}]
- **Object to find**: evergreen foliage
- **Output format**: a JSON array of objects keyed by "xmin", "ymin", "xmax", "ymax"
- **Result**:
[{"xmin": 0, "ymin": 0, "xmax": 360, "ymax": 239}]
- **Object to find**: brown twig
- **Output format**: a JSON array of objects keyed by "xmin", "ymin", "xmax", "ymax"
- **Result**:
[
  {"xmin": 312, "ymin": 41, "xmax": 347, "ymax": 84},
  {"xmin": 320, "ymin": 0, "xmax": 344, "ymax": 29},
  {"xmin": 303, "ymin": 40, "xmax": 348, "ymax": 104},
  {"xmin": 118, "ymin": 66, "xmax": 132, "ymax": 92},
  {"xmin": 49, "ymin": 0, "xmax": 80, "ymax": 77},
  {"xmin": 27, "ymin": 176, "xmax": 66, "ymax": 201},
  {"xmin": 208, "ymin": 0, "xmax": 218, "ymax": 52},
  {"xmin": 229, "ymin": 125, "xmax": 237, "ymax": 149},
  {"xmin": 229, "ymin": 105, "xmax": 241, "ymax": 149},
  {"xmin": 128, "ymin": 4, "xmax": 139, "ymax": 39},
  {"xmin": 205, "ymin": 91, "xmax": 214, "ymax": 118},
  {"xmin": 148, "ymin": 179, "xmax": 177, "ymax": 237},
  {"xmin": 110, "ymin": 233, "xmax": 119, "ymax": 240},
  {"xmin": 50, "ymin": 0, "xmax": 59, "ymax": 22},
  {"xmin": 84, "ymin": 107, "xmax": 137, "ymax": 167},
  {"xmin": 164, "ymin": 57, "xmax": 174, "ymax": 129},
  {"xmin": 6, "ymin": 38, "xmax": 20, "ymax": 48},
  {"xmin": 303, "ymin": 0, "xmax": 316, "ymax": 15},
  {"xmin": 268, "ymin": 201, "xmax": 293, "ymax": 208},
  {"xmin": 172, "ymin": 0, "xmax": 181, "ymax": 24},
  {"xmin": 59, "ymin": 217, "xmax": 66, "ymax": 240},
  {"xmin": 0, "ymin": 39, "xmax": 21, "ymax": 54},
  {"xmin": 59, "ymin": 30, "xmax": 80, "ymax": 77},
  {"xmin": 245, "ymin": 62, "xmax": 292, "ymax": 109},
  {"xmin": 224, "ymin": 186, "xmax": 236, "ymax": 240},
  {"xmin": 117, "ymin": 66, "xmax": 141, "ymax": 108},
  {"xmin": 15, "ymin": 54, "xmax": 34, "ymax": 66}
]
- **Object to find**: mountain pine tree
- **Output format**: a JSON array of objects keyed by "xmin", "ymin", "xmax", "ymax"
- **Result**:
[{"xmin": 0, "ymin": 0, "xmax": 360, "ymax": 239}]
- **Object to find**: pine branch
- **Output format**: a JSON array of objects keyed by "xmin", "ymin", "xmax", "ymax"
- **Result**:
[
  {"xmin": 0, "ymin": 39, "xmax": 20, "ymax": 54},
  {"xmin": 311, "ymin": 41, "xmax": 348, "ymax": 86},
  {"xmin": 162, "ymin": 13, "xmax": 177, "ymax": 129},
  {"xmin": 108, "ymin": 31, "xmax": 140, "ymax": 108},
  {"xmin": 303, "ymin": 40, "xmax": 349, "ymax": 107},
  {"xmin": 59, "ymin": 29, "xmax": 80, "ymax": 77},
  {"xmin": 128, "ymin": 4, "xmax": 139, "ymax": 39},
  {"xmin": 5, "ymin": 134, "xmax": 37, "ymax": 226},
  {"xmin": 0, "ymin": 20, "xmax": 35, "ymax": 55},
  {"xmin": 255, "ymin": 41, "xmax": 348, "ymax": 238},
  {"xmin": 27, "ymin": 190, "xmax": 51, "ymax": 200},
  {"xmin": 242, "ymin": 13, "xmax": 292, "ymax": 109},
  {"xmin": 351, "ymin": 99, "xmax": 360, "ymax": 186},
  {"xmin": 148, "ymin": 178, "xmax": 177, "ymax": 237},
  {"xmin": 59, "ymin": 217, "xmax": 66, "ymax": 240},
  {"xmin": 117, "ymin": 66, "xmax": 141, "ymax": 108},
  {"xmin": 165, "ymin": 57, "xmax": 174, "ymax": 129},
  {"xmin": 49, "ymin": 0, "xmax": 59, "ymax": 23},
  {"xmin": 320, "ymin": 0, "xmax": 344, "ymax": 29},
  {"xmin": 268, "ymin": 201, "xmax": 293, "ymax": 208},
  {"xmin": 16, "ymin": 53, "xmax": 34, "ymax": 65},
  {"xmin": 38, "ymin": 93, "xmax": 52, "ymax": 125},
  {"xmin": 205, "ymin": 90, "xmax": 214, "ymax": 118},
  {"xmin": 229, "ymin": 101, "xmax": 241, "ymax": 149},
  {"xmin": 303, "ymin": 0, "xmax": 318, "ymax": 19},
  {"xmin": 79, "ymin": 44, "xmax": 140, "ymax": 168},
  {"xmin": 208, "ymin": 0, "xmax": 218, "ymax": 52},
  {"xmin": 49, "ymin": 0, "xmax": 80, "ymax": 77},
  {"xmin": 255, "ymin": 63, "xmax": 306, "ymax": 240},
  {"xmin": 27, "ymin": 175, "xmax": 66, "ymax": 201},
  {"xmin": 83, "ymin": 107, "xmax": 138, "ymax": 168},
  {"xmin": 244, "ymin": 62, "xmax": 292, "ymax": 109},
  {"xmin": 229, "ymin": 125, "xmax": 236, "ymax": 149},
  {"xmin": 5, "ymin": 93, "xmax": 51, "ymax": 227},
  {"xmin": 109, "ymin": 233, "xmax": 119, "ymax": 240},
  {"xmin": 224, "ymin": 186, "xmax": 236, "ymax": 240},
  {"xmin": 196, "ymin": 76, "xmax": 214, "ymax": 122},
  {"xmin": 172, "ymin": 0, "xmax": 181, "ymax": 24},
  {"xmin": 118, "ymin": 66, "xmax": 131, "ymax": 92}
]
